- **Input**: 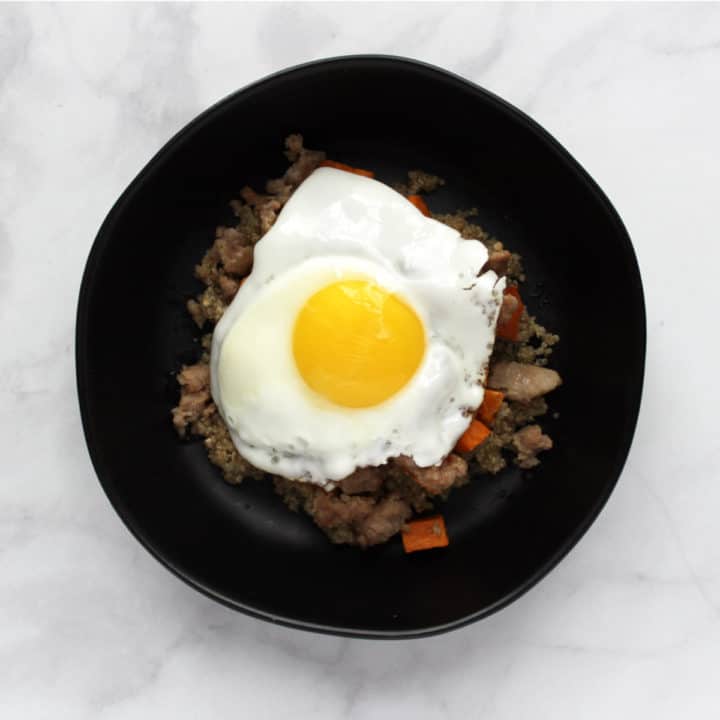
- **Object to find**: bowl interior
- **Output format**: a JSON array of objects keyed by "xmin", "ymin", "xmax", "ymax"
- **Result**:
[{"xmin": 77, "ymin": 57, "xmax": 644, "ymax": 637}]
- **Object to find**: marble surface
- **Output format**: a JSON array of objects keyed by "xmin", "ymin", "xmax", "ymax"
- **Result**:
[{"xmin": 2, "ymin": 2, "xmax": 719, "ymax": 717}]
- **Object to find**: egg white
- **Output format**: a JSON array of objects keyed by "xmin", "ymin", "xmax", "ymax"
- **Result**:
[{"xmin": 211, "ymin": 168, "xmax": 505, "ymax": 485}]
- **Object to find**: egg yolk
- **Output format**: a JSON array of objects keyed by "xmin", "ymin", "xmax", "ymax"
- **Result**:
[{"xmin": 293, "ymin": 280, "xmax": 426, "ymax": 408}]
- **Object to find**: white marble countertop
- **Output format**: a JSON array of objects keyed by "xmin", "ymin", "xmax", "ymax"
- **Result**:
[{"xmin": 2, "ymin": 3, "xmax": 719, "ymax": 718}]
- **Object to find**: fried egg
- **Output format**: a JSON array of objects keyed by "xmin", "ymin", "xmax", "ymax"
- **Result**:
[{"xmin": 210, "ymin": 167, "xmax": 504, "ymax": 485}]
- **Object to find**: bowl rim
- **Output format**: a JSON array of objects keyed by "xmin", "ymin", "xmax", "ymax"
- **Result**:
[{"xmin": 76, "ymin": 54, "xmax": 646, "ymax": 639}]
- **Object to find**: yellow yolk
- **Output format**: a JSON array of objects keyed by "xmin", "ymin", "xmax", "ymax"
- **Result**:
[{"xmin": 293, "ymin": 280, "xmax": 426, "ymax": 408}]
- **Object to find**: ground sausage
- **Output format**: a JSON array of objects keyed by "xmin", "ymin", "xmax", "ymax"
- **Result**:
[
  {"xmin": 177, "ymin": 363, "xmax": 209, "ymax": 393},
  {"xmin": 172, "ymin": 364, "xmax": 212, "ymax": 435},
  {"xmin": 171, "ymin": 389, "xmax": 211, "ymax": 435},
  {"xmin": 215, "ymin": 228, "xmax": 253, "ymax": 276},
  {"xmin": 312, "ymin": 492, "xmax": 374, "ymax": 532},
  {"xmin": 218, "ymin": 274, "xmax": 240, "ymax": 301},
  {"xmin": 186, "ymin": 299, "xmax": 206, "ymax": 328},
  {"xmin": 393, "ymin": 453, "xmax": 468, "ymax": 495},
  {"xmin": 311, "ymin": 491, "xmax": 411, "ymax": 547},
  {"xmin": 482, "ymin": 249, "xmax": 511, "ymax": 276},
  {"xmin": 281, "ymin": 134, "xmax": 326, "ymax": 187},
  {"xmin": 338, "ymin": 467, "xmax": 384, "ymax": 495},
  {"xmin": 513, "ymin": 424, "xmax": 553, "ymax": 468},
  {"xmin": 488, "ymin": 361, "xmax": 562, "ymax": 403},
  {"xmin": 284, "ymin": 133, "xmax": 304, "ymax": 160},
  {"xmin": 257, "ymin": 197, "xmax": 283, "ymax": 234},
  {"xmin": 356, "ymin": 496, "xmax": 412, "ymax": 547},
  {"xmin": 284, "ymin": 148, "xmax": 325, "ymax": 187},
  {"xmin": 265, "ymin": 178, "xmax": 293, "ymax": 201},
  {"xmin": 240, "ymin": 186, "xmax": 285, "ymax": 234},
  {"xmin": 239, "ymin": 186, "xmax": 263, "ymax": 206},
  {"xmin": 406, "ymin": 170, "xmax": 445, "ymax": 194}
]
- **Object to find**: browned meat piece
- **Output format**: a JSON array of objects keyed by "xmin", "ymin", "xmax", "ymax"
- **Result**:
[
  {"xmin": 172, "ymin": 389, "xmax": 211, "ymax": 435},
  {"xmin": 197, "ymin": 285, "xmax": 227, "ymax": 324},
  {"xmin": 284, "ymin": 133, "xmax": 304, "ymax": 161},
  {"xmin": 312, "ymin": 492, "xmax": 374, "ymax": 534},
  {"xmin": 407, "ymin": 170, "xmax": 445, "ymax": 194},
  {"xmin": 187, "ymin": 299, "xmax": 205, "ymax": 328},
  {"xmin": 284, "ymin": 148, "xmax": 325, "ymax": 187},
  {"xmin": 356, "ymin": 496, "xmax": 412, "ymax": 546},
  {"xmin": 215, "ymin": 229, "xmax": 253, "ymax": 276},
  {"xmin": 482, "ymin": 249, "xmax": 511, "ymax": 276},
  {"xmin": 393, "ymin": 453, "xmax": 468, "ymax": 495},
  {"xmin": 240, "ymin": 185, "xmax": 263, "ymax": 207},
  {"xmin": 177, "ymin": 363, "xmax": 209, "ymax": 393},
  {"xmin": 488, "ymin": 361, "xmax": 561, "ymax": 403},
  {"xmin": 218, "ymin": 274, "xmax": 240, "ymax": 301},
  {"xmin": 265, "ymin": 178, "xmax": 293, "ymax": 200},
  {"xmin": 257, "ymin": 197, "xmax": 282, "ymax": 234},
  {"xmin": 513, "ymin": 424, "xmax": 553, "ymax": 468},
  {"xmin": 312, "ymin": 491, "xmax": 411, "ymax": 547},
  {"xmin": 215, "ymin": 225, "xmax": 247, "ymax": 245},
  {"xmin": 194, "ymin": 244, "xmax": 220, "ymax": 286},
  {"xmin": 239, "ymin": 186, "xmax": 263, "ymax": 205},
  {"xmin": 279, "ymin": 134, "xmax": 326, "ymax": 187},
  {"xmin": 338, "ymin": 467, "xmax": 384, "ymax": 495},
  {"xmin": 172, "ymin": 364, "xmax": 212, "ymax": 434},
  {"xmin": 498, "ymin": 292, "xmax": 520, "ymax": 326},
  {"xmin": 240, "ymin": 186, "xmax": 284, "ymax": 234}
]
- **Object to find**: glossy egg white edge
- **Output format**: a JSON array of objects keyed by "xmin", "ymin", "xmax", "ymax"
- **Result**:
[{"xmin": 210, "ymin": 168, "xmax": 505, "ymax": 486}]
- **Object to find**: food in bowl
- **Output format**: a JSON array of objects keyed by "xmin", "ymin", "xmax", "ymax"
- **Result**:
[
  {"xmin": 212, "ymin": 167, "xmax": 504, "ymax": 482},
  {"xmin": 172, "ymin": 135, "xmax": 561, "ymax": 548}
]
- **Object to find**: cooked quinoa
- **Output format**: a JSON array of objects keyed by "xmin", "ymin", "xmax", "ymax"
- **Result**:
[{"xmin": 171, "ymin": 135, "xmax": 561, "ymax": 547}]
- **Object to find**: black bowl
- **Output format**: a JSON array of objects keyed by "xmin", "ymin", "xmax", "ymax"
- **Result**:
[{"xmin": 76, "ymin": 56, "xmax": 645, "ymax": 638}]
